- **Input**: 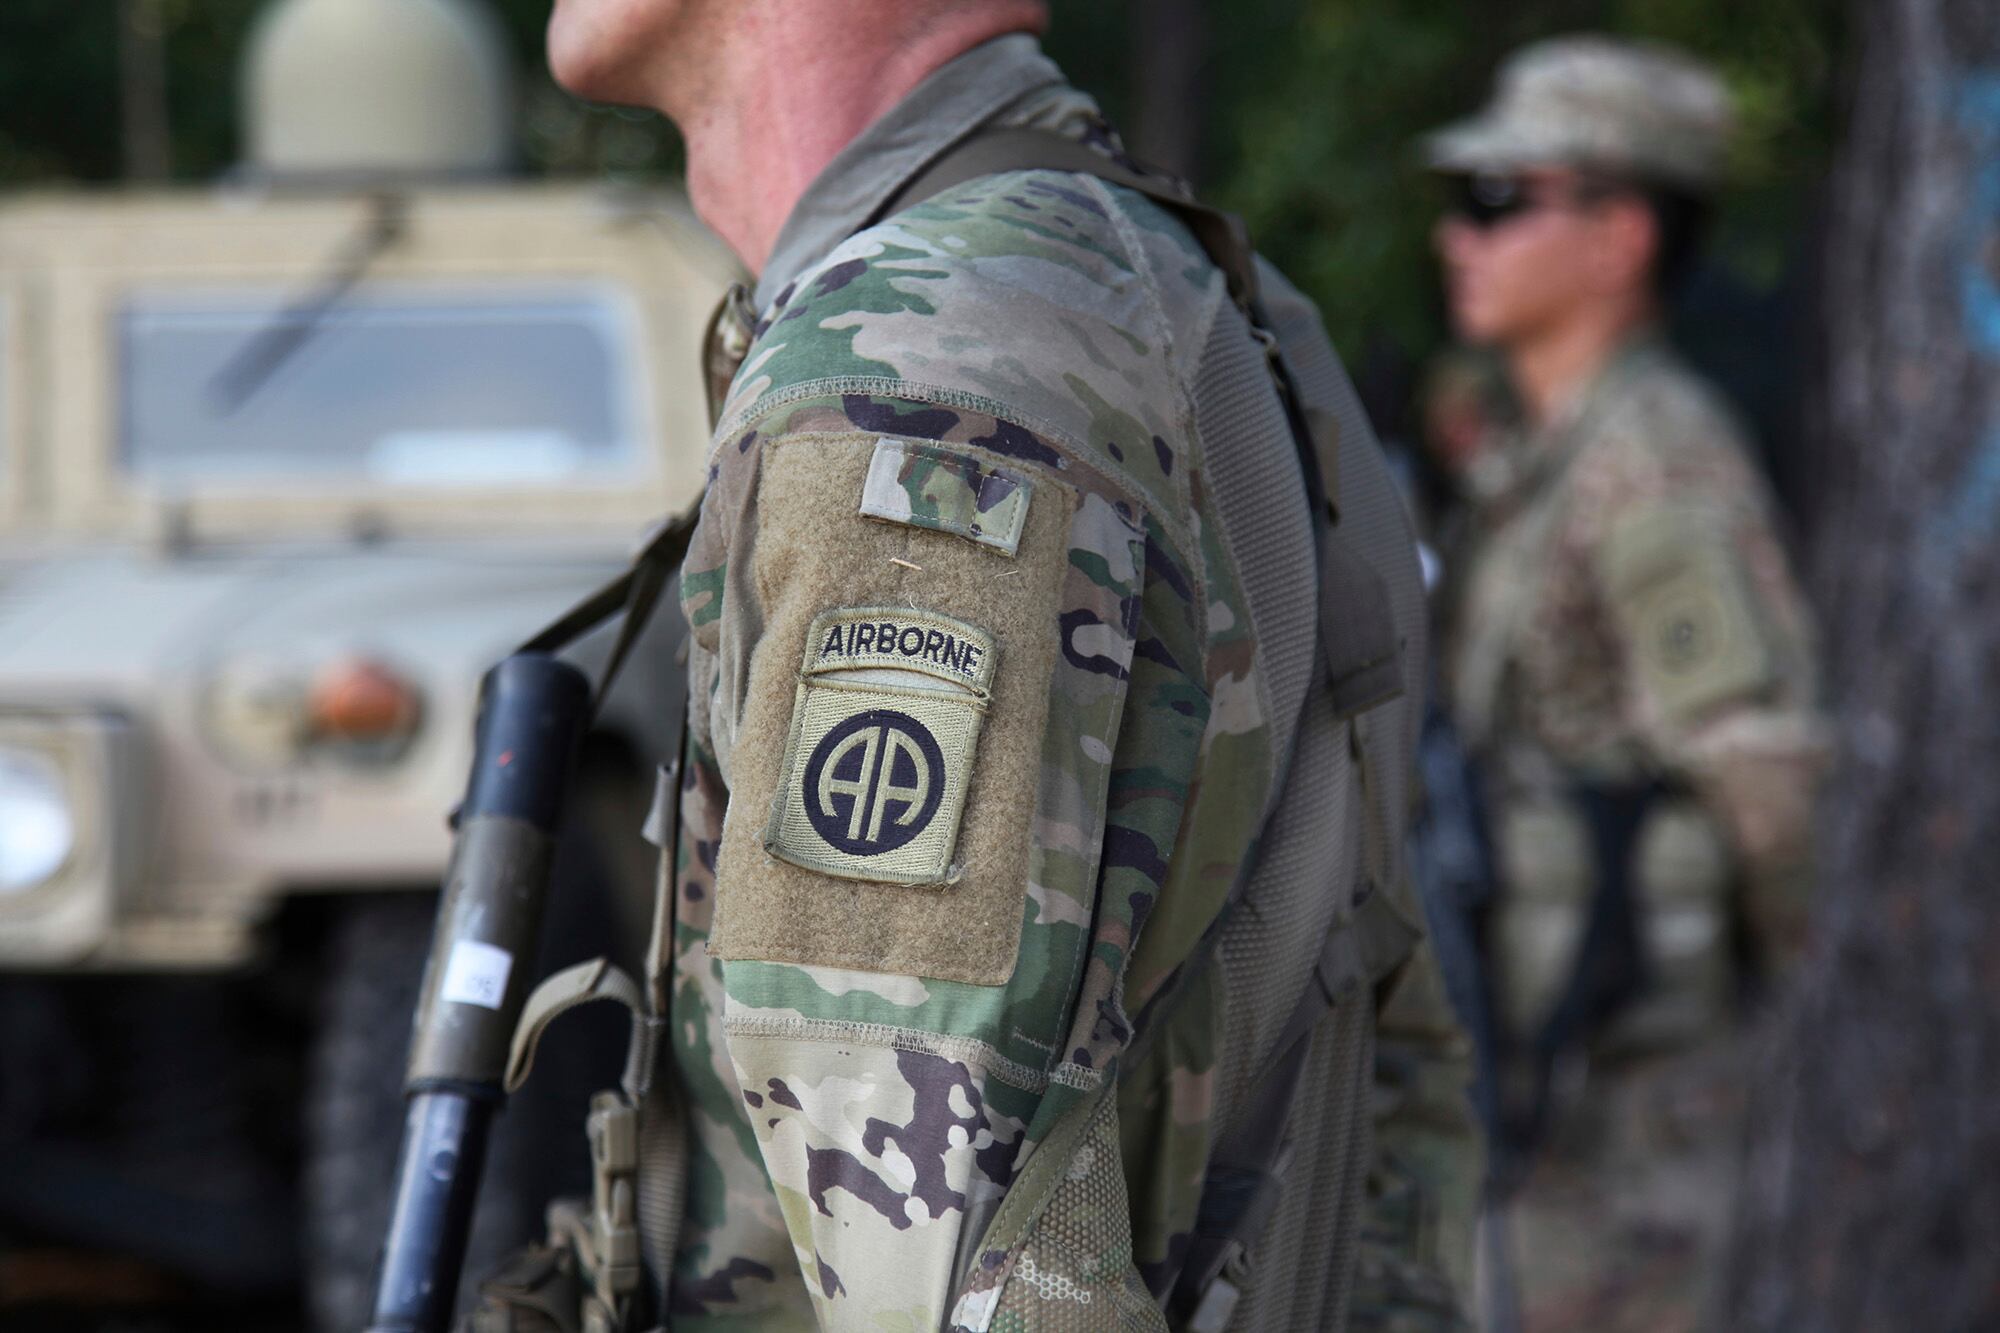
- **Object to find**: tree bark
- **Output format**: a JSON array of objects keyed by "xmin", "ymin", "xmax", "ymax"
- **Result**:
[
  {"xmin": 1127, "ymin": 0, "xmax": 1206, "ymax": 185},
  {"xmin": 1728, "ymin": 0, "xmax": 2000, "ymax": 1328},
  {"xmin": 117, "ymin": 0, "xmax": 170, "ymax": 182}
]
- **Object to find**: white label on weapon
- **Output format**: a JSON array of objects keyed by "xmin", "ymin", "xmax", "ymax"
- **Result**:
[{"xmin": 440, "ymin": 940, "xmax": 514, "ymax": 1010}]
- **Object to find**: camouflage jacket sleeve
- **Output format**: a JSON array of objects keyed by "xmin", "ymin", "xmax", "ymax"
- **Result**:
[
  {"xmin": 1356, "ymin": 937, "xmax": 1483, "ymax": 1330},
  {"xmin": 665, "ymin": 161, "xmax": 1472, "ymax": 1330},
  {"xmin": 1565, "ymin": 392, "xmax": 1827, "ymax": 932},
  {"xmin": 666, "ymin": 175, "xmax": 1224, "ymax": 1330}
]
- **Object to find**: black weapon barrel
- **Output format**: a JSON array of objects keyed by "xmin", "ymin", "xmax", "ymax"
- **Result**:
[{"xmin": 366, "ymin": 653, "xmax": 592, "ymax": 1333}]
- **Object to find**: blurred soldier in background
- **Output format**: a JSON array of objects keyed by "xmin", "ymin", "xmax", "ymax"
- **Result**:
[{"xmin": 1425, "ymin": 35, "xmax": 1827, "ymax": 1331}]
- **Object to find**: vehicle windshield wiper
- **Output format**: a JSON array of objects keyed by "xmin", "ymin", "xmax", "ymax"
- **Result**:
[{"xmin": 207, "ymin": 192, "xmax": 407, "ymax": 415}]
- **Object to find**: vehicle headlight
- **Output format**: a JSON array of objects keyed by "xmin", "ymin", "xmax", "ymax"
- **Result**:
[{"xmin": 0, "ymin": 746, "xmax": 77, "ymax": 895}]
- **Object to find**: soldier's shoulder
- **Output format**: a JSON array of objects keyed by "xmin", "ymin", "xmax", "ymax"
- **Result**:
[
  {"xmin": 1613, "ymin": 346, "xmax": 1745, "ymax": 434},
  {"xmin": 714, "ymin": 169, "xmax": 1223, "ymax": 517},
  {"xmin": 1572, "ymin": 344, "xmax": 1761, "ymax": 502}
]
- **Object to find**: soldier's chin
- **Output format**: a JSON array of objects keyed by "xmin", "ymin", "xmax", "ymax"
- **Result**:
[
  {"xmin": 1448, "ymin": 294, "xmax": 1525, "ymax": 347},
  {"xmin": 546, "ymin": 7, "xmax": 637, "ymax": 105},
  {"xmin": 1447, "ymin": 298, "xmax": 1499, "ymax": 345}
]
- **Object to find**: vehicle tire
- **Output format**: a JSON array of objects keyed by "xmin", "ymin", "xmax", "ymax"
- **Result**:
[
  {"xmin": 303, "ymin": 896, "xmax": 433, "ymax": 1331},
  {"xmin": 0, "ymin": 975, "xmax": 298, "ymax": 1296}
]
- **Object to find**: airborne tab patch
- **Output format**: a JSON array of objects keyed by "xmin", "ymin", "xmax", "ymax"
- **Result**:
[
  {"xmin": 806, "ymin": 606, "xmax": 998, "ymax": 696},
  {"xmin": 765, "ymin": 607, "xmax": 996, "ymax": 886}
]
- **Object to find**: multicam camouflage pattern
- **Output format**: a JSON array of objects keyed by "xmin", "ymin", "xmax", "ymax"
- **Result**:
[
  {"xmin": 1354, "ymin": 943, "xmax": 1486, "ymax": 1329},
  {"xmin": 660, "ymin": 34, "xmax": 1473, "ymax": 1332},
  {"xmin": 1425, "ymin": 34, "xmax": 1734, "ymax": 190},
  {"xmin": 1504, "ymin": 1036, "xmax": 1752, "ymax": 1332},
  {"xmin": 859, "ymin": 437, "xmax": 1036, "ymax": 556},
  {"xmin": 674, "ymin": 371, "xmax": 1203, "ymax": 1328}
]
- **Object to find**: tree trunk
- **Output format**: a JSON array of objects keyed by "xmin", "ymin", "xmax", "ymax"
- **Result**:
[
  {"xmin": 117, "ymin": 0, "xmax": 170, "ymax": 182},
  {"xmin": 1127, "ymin": 0, "xmax": 1206, "ymax": 185},
  {"xmin": 1728, "ymin": 1, "xmax": 2000, "ymax": 1328}
]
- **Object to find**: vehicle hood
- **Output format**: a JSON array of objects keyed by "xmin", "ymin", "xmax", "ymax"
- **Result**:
[{"xmin": 0, "ymin": 542, "xmax": 628, "ymax": 705}]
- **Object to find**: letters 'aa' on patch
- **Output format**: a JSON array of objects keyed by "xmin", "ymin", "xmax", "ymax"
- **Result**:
[
  {"xmin": 764, "ymin": 607, "xmax": 996, "ymax": 887},
  {"xmin": 858, "ymin": 438, "xmax": 1034, "ymax": 557}
]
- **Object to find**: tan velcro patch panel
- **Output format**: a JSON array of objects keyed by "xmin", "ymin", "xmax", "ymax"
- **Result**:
[
  {"xmin": 708, "ymin": 432, "xmax": 1075, "ymax": 986},
  {"xmin": 764, "ymin": 609, "xmax": 995, "ymax": 886}
]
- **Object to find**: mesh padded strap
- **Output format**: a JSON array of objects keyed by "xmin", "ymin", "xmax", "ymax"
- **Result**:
[{"xmin": 1168, "ymin": 736, "xmax": 1418, "ymax": 1324}]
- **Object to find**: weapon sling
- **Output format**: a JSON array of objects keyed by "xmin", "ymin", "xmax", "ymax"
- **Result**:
[{"xmin": 366, "ymin": 511, "xmax": 698, "ymax": 1333}]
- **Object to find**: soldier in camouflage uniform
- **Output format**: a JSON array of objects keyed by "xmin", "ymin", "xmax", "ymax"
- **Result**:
[
  {"xmin": 535, "ymin": 1, "xmax": 1480, "ymax": 1328},
  {"xmin": 1425, "ymin": 36, "xmax": 1827, "ymax": 1331}
]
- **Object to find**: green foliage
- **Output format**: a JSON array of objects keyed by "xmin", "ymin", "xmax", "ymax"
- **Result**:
[
  {"xmin": 0, "ymin": 0, "xmax": 1839, "ymax": 369},
  {"xmin": 0, "ymin": 0, "xmax": 676, "ymax": 186},
  {"xmin": 1045, "ymin": 0, "xmax": 1844, "ymax": 363},
  {"xmin": 485, "ymin": 0, "xmax": 683, "ymax": 176},
  {"xmin": 163, "ymin": 0, "xmax": 266, "ymax": 179},
  {"xmin": 0, "ymin": 2, "xmax": 124, "ymax": 182}
]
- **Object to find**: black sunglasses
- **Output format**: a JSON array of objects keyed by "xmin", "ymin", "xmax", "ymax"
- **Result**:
[
  {"xmin": 1445, "ymin": 172, "xmax": 1613, "ymax": 230},
  {"xmin": 1444, "ymin": 173, "xmax": 1540, "ymax": 229}
]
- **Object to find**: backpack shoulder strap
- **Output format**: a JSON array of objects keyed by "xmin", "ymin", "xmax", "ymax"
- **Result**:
[{"xmin": 891, "ymin": 127, "xmax": 1416, "ymax": 1328}]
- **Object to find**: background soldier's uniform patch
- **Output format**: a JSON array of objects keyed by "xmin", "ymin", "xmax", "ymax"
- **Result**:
[
  {"xmin": 765, "ymin": 608, "xmax": 996, "ymax": 885},
  {"xmin": 1601, "ymin": 505, "xmax": 1775, "ymax": 724}
]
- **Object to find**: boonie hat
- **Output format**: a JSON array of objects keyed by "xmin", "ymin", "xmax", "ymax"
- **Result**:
[{"xmin": 1425, "ymin": 35, "xmax": 1734, "ymax": 191}]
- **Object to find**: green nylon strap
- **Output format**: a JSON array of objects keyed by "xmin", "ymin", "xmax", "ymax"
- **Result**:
[
  {"xmin": 505, "ymin": 506, "xmax": 700, "ymax": 1320},
  {"xmin": 515, "ymin": 503, "xmax": 702, "ymax": 718},
  {"xmin": 505, "ymin": 957, "xmax": 656, "ymax": 1098}
]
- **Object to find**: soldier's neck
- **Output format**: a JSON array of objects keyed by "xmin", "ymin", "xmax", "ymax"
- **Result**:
[
  {"xmin": 1509, "ymin": 296, "xmax": 1657, "ymax": 427},
  {"xmin": 668, "ymin": 5, "xmax": 1047, "ymax": 275}
]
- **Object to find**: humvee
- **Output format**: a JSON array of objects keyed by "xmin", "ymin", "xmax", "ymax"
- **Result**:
[{"xmin": 0, "ymin": 0, "xmax": 733, "ymax": 1324}]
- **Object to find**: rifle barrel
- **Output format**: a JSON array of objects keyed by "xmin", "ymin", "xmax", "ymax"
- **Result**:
[{"xmin": 365, "ymin": 653, "xmax": 592, "ymax": 1333}]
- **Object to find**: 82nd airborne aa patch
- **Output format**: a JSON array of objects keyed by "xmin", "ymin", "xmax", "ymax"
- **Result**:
[{"xmin": 763, "ymin": 607, "xmax": 996, "ymax": 887}]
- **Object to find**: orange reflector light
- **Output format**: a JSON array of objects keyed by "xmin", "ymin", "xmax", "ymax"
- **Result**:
[{"xmin": 307, "ymin": 658, "xmax": 422, "ymax": 742}]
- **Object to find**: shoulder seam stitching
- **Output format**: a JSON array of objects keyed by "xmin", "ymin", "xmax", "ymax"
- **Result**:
[
  {"xmin": 721, "ymin": 1012, "xmax": 1103, "ymax": 1094},
  {"xmin": 717, "ymin": 374, "xmax": 1202, "ymax": 557},
  {"xmin": 1082, "ymin": 173, "xmax": 1214, "ymax": 644}
]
